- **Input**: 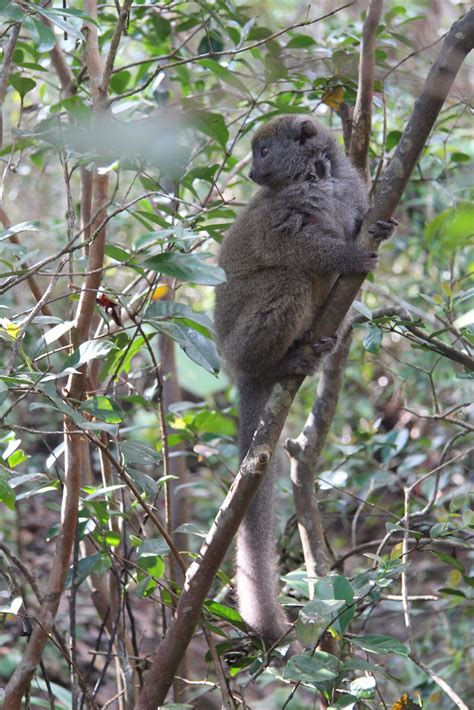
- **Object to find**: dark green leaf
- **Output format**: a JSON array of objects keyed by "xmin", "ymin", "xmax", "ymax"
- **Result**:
[
  {"xmin": 284, "ymin": 652, "xmax": 340, "ymax": 684},
  {"xmin": 9, "ymin": 75, "xmax": 36, "ymax": 100},
  {"xmin": 204, "ymin": 601, "xmax": 245, "ymax": 626},
  {"xmin": 150, "ymin": 320, "xmax": 220, "ymax": 374},
  {"xmin": 29, "ymin": 18, "xmax": 57, "ymax": 52},
  {"xmin": 0, "ymin": 474, "xmax": 16, "ymax": 510},
  {"xmin": 363, "ymin": 325, "xmax": 383, "ymax": 353},
  {"xmin": 35, "ymin": 7, "xmax": 85, "ymax": 40},
  {"xmin": 66, "ymin": 553, "xmax": 112, "ymax": 588},
  {"xmin": 110, "ymin": 70, "xmax": 131, "ymax": 94},
  {"xmin": 351, "ymin": 634, "xmax": 408, "ymax": 655},
  {"xmin": 104, "ymin": 244, "xmax": 133, "ymax": 262},
  {"xmin": 385, "ymin": 130, "xmax": 402, "ymax": 151},
  {"xmin": 195, "ymin": 111, "xmax": 229, "ymax": 149},
  {"xmin": 314, "ymin": 574, "xmax": 354, "ymax": 634},
  {"xmin": 121, "ymin": 441, "xmax": 161, "ymax": 466},
  {"xmin": 286, "ymin": 34, "xmax": 316, "ymax": 48},
  {"xmin": 81, "ymin": 396, "xmax": 123, "ymax": 424},
  {"xmin": 143, "ymin": 252, "xmax": 226, "ymax": 286}
]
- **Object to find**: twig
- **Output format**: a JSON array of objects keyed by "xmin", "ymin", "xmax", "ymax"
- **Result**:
[
  {"xmin": 409, "ymin": 655, "xmax": 469, "ymax": 710},
  {"xmin": 349, "ymin": 0, "xmax": 383, "ymax": 180}
]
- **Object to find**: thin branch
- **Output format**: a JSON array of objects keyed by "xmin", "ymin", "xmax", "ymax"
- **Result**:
[
  {"xmin": 100, "ymin": 0, "xmax": 134, "ymax": 100},
  {"xmin": 349, "ymin": 0, "xmax": 383, "ymax": 180},
  {"xmin": 409, "ymin": 655, "xmax": 469, "ymax": 710}
]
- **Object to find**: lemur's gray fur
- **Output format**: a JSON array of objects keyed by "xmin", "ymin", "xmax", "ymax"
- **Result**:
[{"xmin": 214, "ymin": 114, "xmax": 373, "ymax": 644}]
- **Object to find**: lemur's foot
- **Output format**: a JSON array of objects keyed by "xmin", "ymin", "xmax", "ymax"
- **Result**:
[
  {"xmin": 285, "ymin": 344, "xmax": 323, "ymax": 376},
  {"xmin": 368, "ymin": 218, "xmax": 398, "ymax": 241},
  {"xmin": 311, "ymin": 335, "xmax": 337, "ymax": 355}
]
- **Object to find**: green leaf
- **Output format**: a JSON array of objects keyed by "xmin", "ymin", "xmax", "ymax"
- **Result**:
[
  {"xmin": 66, "ymin": 553, "xmax": 112, "ymax": 588},
  {"xmin": 204, "ymin": 601, "xmax": 245, "ymax": 626},
  {"xmin": 147, "ymin": 300, "xmax": 215, "ymax": 335},
  {"xmin": 62, "ymin": 340, "xmax": 115, "ymax": 371},
  {"xmin": 35, "ymin": 7, "xmax": 85, "ymax": 41},
  {"xmin": 0, "ymin": 220, "xmax": 40, "ymax": 241},
  {"xmin": 9, "ymin": 75, "xmax": 36, "ymax": 100},
  {"xmin": 284, "ymin": 652, "xmax": 341, "ymax": 685},
  {"xmin": 0, "ymin": 474, "xmax": 16, "ymax": 510},
  {"xmin": 81, "ymin": 396, "xmax": 123, "ymax": 424},
  {"xmin": 0, "ymin": 1, "xmax": 24, "ymax": 21},
  {"xmin": 350, "ymin": 675, "xmax": 376, "ymax": 700},
  {"xmin": 363, "ymin": 325, "xmax": 382, "ymax": 353},
  {"xmin": 28, "ymin": 18, "xmax": 57, "ymax": 52},
  {"xmin": 150, "ymin": 320, "xmax": 220, "ymax": 374},
  {"xmin": 424, "ymin": 204, "xmax": 474, "ymax": 251},
  {"xmin": 300, "ymin": 598, "xmax": 346, "ymax": 624},
  {"xmin": 121, "ymin": 441, "xmax": 161, "ymax": 466},
  {"xmin": 385, "ymin": 130, "xmax": 402, "ymax": 151},
  {"xmin": 110, "ymin": 70, "xmax": 131, "ymax": 94},
  {"xmin": 198, "ymin": 59, "xmax": 248, "ymax": 94},
  {"xmin": 431, "ymin": 550, "xmax": 465, "ymax": 573},
  {"xmin": 450, "ymin": 151, "xmax": 470, "ymax": 163},
  {"xmin": 104, "ymin": 244, "xmax": 133, "ymax": 263},
  {"xmin": 138, "ymin": 537, "xmax": 170, "ymax": 557},
  {"xmin": 143, "ymin": 252, "xmax": 226, "ymax": 286},
  {"xmin": 286, "ymin": 34, "xmax": 316, "ymax": 48},
  {"xmin": 314, "ymin": 574, "xmax": 354, "ymax": 634},
  {"xmin": 195, "ymin": 111, "xmax": 229, "ymax": 149},
  {"xmin": 351, "ymin": 634, "xmax": 409, "ymax": 656}
]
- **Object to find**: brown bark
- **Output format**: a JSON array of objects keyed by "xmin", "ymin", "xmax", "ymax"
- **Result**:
[{"xmin": 349, "ymin": 0, "xmax": 383, "ymax": 180}]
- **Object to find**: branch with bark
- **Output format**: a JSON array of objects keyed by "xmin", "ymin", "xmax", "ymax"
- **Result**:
[{"xmin": 138, "ymin": 8, "xmax": 474, "ymax": 708}]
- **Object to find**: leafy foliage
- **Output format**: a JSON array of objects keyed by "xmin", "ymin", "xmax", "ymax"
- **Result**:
[{"xmin": 0, "ymin": 0, "xmax": 472, "ymax": 708}]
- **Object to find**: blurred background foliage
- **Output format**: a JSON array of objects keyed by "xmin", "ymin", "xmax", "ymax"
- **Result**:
[{"xmin": 0, "ymin": 0, "xmax": 472, "ymax": 708}]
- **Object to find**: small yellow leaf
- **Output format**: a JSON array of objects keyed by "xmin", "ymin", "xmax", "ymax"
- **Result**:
[
  {"xmin": 0, "ymin": 317, "xmax": 20, "ymax": 340},
  {"xmin": 448, "ymin": 569, "xmax": 462, "ymax": 587},
  {"xmin": 390, "ymin": 542, "xmax": 404, "ymax": 560},
  {"xmin": 322, "ymin": 85, "xmax": 345, "ymax": 110},
  {"xmin": 441, "ymin": 281, "xmax": 452, "ymax": 297},
  {"xmin": 152, "ymin": 284, "xmax": 170, "ymax": 301}
]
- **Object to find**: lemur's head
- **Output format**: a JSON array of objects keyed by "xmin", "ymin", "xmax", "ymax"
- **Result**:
[{"xmin": 249, "ymin": 115, "xmax": 339, "ymax": 188}]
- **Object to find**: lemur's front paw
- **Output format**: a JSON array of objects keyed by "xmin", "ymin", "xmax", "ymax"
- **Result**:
[
  {"xmin": 368, "ymin": 218, "xmax": 398, "ymax": 241},
  {"xmin": 311, "ymin": 335, "xmax": 337, "ymax": 355}
]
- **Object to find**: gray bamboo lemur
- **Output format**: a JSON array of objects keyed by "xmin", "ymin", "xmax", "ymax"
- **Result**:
[{"xmin": 214, "ymin": 114, "xmax": 393, "ymax": 645}]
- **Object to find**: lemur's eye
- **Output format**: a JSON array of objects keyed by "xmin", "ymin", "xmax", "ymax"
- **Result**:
[{"xmin": 260, "ymin": 146, "xmax": 269, "ymax": 157}]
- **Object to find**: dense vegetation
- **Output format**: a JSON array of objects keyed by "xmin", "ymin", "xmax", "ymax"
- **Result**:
[{"xmin": 0, "ymin": 1, "xmax": 472, "ymax": 708}]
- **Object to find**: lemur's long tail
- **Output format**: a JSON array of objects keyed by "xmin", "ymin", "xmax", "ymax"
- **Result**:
[{"xmin": 235, "ymin": 376, "xmax": 291, "ymax": 644}]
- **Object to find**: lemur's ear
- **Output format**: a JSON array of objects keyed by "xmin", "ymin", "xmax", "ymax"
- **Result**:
[{"xmin": 295, "ymin": 119, "xmax": 318, "ymax": 144}]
